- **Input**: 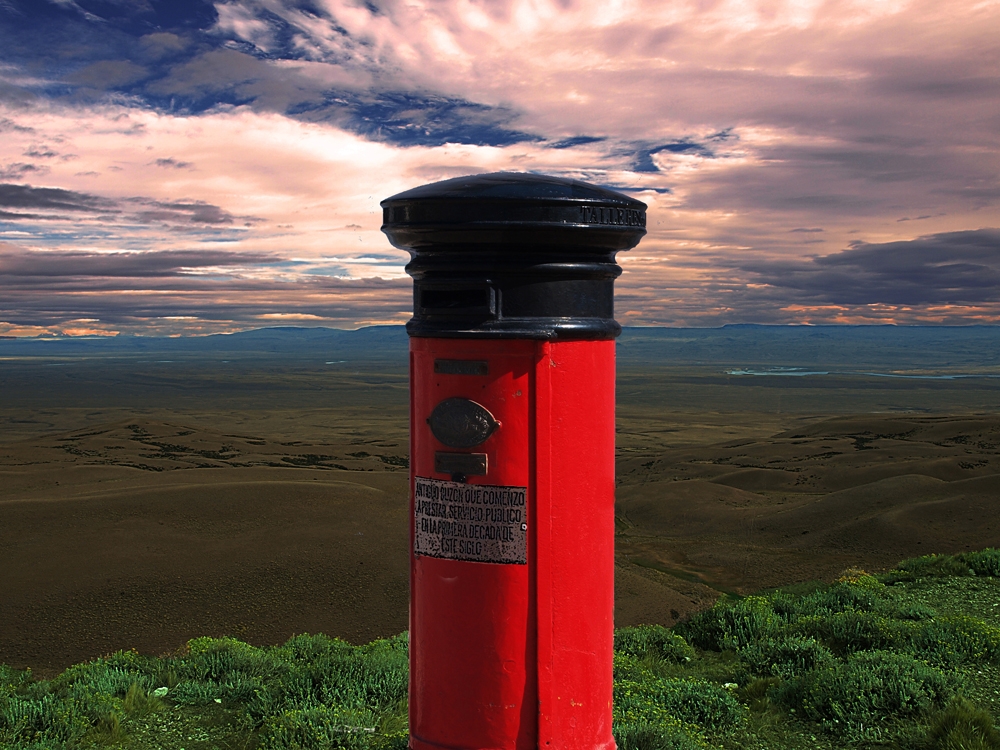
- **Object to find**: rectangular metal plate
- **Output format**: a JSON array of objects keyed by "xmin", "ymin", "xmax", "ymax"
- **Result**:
[
  {"xmin": 414, "ymin": 476, "xmax": 527, "ymax": 565},
  {"xmin": 434, "ymin": 451, "xmax": 487, "ymax": 476},
  {"xmin": 434, "ymin": 359, "xmax": 489, "ymax": 376}
]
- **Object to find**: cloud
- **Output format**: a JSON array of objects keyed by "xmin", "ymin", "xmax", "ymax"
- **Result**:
[
  {"xmin": 289, "ymin": 89, "xmax": 542, "ymax": 148},
  {"xmin": 0, "ymin": 117, "xmax": 34, "ymax": 133},
  {"xmin": 152, "ymin": 157, "xmax": 193, "ymax": 168},
  {"xmin": 2, "ymin": 0, "xmax": 1000, "ymax": 331},
  {"xmin": 0, "ymin": 182, "xmax": 247, "ymax": 227},
  {"xmin": 132, "ymin": 200, "xmax": 236, "ymax": 224},
  {"xmin": 66, "ymin": 59, "xmax": 148, "ymax": 88},
  {"xmin": 23, "ymin": 146, "xmax": 58, "ymax": 158},
  {"xmin": 739, "ymin": 229, "xmax": 1000, "ymax": 306},
  {"xmin": 0, "ymin": 163, "xmax": 50, "ymax": 180},
  {"xmin": 0, "ymin": 246, "xmax": 272, "ymax": 277},
  {"xmin": 548, "ymin": 136, "xmax": 606, "ymax": 149},
  {"xmin": 0, "ymin": 183, "xmax": 116, "ymax": 212},
  {"xmin": 0, "ymin": 243, "xmax": 410, "ymax": 334}
]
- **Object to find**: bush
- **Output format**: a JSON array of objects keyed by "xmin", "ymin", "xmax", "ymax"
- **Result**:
[
  {"xmin": 50, "ymin": 649, "xmax": 158, "ymax": 698},
  {"xmin": 675, "ymin": 596, "xmax": 780, "ymax": 651},
  {"xmin": 772, "ymin": 581, "xmax": 882, "ymax": 621},
  {"xmin": 962, "ymin": 548, "xmax": 1000, "ymax": 578},
  {"xmin": 884, "ymin": 554, "xmax": 976, "ymax": 582},
  {"xmin": 0, "ymin": 650, "xmax": 177, "ymax": 749},
  {"xmin": 181, "ymin": 637, "xmax": 288, "ymax": 684},
  {"xmin": 260, "ymin": 705, "xmax": 381, "ymax": 750},
  {"xmin": 169, "ymin": 679, "xmax": 227, "ymax": 706},
  {"xmin": 739, "ymin": 635, "xmax": 833, "ymax": 678},
  {"xmin": 837, "ymin": 568, "xmax": 885, "ymax": 590},
  {"xmin": 895, "ymin": 603, "xmax": 938, "ymax": 621},
  {"xmin": 770, "ymin": 650, "xmax": 953, "ymax": 739},
  {"xmin": 614, "ymin": 723, "xmax": 707, "ymax": 750},
  {"xmin": 925, "ymin": 698, "xmax": 1000, "ymax": 750},
  {"xmin": 0, "ymin": 691, "xmax": 90, "ymax": 746},
  {"xmin": 0, "ymin": 666, "xmax": 34, "ymax": 699},
  {"xmin": 615, "ymin": 676, "xmax": 744, "ymax": 732},
  {"xmin": 121, "ymin": 682, "xmax": 164, "ymax": 716},
  {"xmin": 897, "ymin": 615, "xmax": 1000, "ymax": 667},
  {"xmin": 791, "ymin": 610, "xmax": 896, "ymax": 655},
  {"xmin": 615, "ymin": 626, "xmax": 694, "ymax": 664}
]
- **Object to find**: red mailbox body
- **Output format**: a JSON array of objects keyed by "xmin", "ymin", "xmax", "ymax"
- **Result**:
[{"xmin": 382, "ymin": 173, "xmax": 646, "ymax": 750}]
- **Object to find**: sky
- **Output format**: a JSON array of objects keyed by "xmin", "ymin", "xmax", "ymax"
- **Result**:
[{"xmin": 0, "ymin": 0, "xmax": 999, "ymax": 336}]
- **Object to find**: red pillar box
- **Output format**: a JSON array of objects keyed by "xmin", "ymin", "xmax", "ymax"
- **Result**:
[{"xmin": 381, "ymin": 173, "xmax": 647, "ymax": 750}]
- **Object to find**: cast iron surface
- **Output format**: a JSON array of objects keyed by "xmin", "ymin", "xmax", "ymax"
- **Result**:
[{"xmin": 381, "ymin": 172, "xmax": 647, "ymax": 340}]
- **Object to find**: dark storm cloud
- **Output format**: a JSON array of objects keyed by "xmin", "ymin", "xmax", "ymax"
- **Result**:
[
  {"xmin": 740, "ymin": 229, "xmax": 1000, "ymax": 306},
  {"xmin": 289, "ymin": 90, "xmax": 541, "ymax": 147},
  {"xmin": 548, "ymin": 136, "xmax": 606, "ymax": 149},
  {"xmin": 0, "ymin": 246, "xmax": 272, "ymax": 278},
  {"xmin": 0, "ymin": 0, "xmax": 218, "ymax": 38},
  {"xmin": 0, "ymin": 183, "xmax": 116, "ymax": 212},
  {"xmin": 132, "ymin": 200, "xmax": 237, "ymax": 224},
  {"xmin": 22, "ymin": 146, "xmax": 58, "ymax": 159},
  {"xmin": 0, "ymin": 183, "xmax": 241, "ymax": 225}
]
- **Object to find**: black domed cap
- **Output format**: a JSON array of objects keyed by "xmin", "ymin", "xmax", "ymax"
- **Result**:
[
  {"xmin": 380, "ymin": 172, "xmax": 648, "ymax": 341},
  {"xmin": 381, "ymin": 171, "xmax": 646, "ymax": 251}
]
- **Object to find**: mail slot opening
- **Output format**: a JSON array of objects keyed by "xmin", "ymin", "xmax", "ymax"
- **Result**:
[{"xmin": 419, "ymin": 286, "xmax": 494, "ymax": 315}]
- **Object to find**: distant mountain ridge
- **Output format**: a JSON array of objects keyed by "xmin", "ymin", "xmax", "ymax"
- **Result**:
[{"xmin": 1, "ymin": 324, "xmax": 999, "ymax": 370}]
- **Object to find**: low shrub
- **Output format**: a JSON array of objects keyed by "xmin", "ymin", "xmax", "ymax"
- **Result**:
[
  {"xmin": 772, "ymin": 580, "xmax": 882, "ymax": 622},
  {"xmin": 0, "ymin": 649, "xmax": 175, "ymax": 749},
  {"xmin": 897, "ymin": 615, "xmax": 1000, "ymax": 667},
  {"xmin": 613, "ymin": 723, "xmax": 707, "ymax": 750},
  {"xmin": 884, "ymin": 554, "xmax": 976, "ymax": 582},
  {"xmin": 260, "ymin": 705, "xmax": 388, "ymax": 750},
  {"xmin": 888, "ymin": 548, "xmax": 1000, "ymax": 581},
  {"xmin": 675, "ymin": 596, "xmax": 780, "ymax": 651},
  {"xmin": 924, "ymin": 698, "xmax": 1000, "ymax": 750},
  {"xmin": 169, "ymin": 679, "xmax": 227, "ymax": 706},
  {"xmin": 615, "ymin": 675, "xmax": 744, "ymax": 732},
  {"xmin": 0, "ymin": 691, "xmax": 90, "ymax": 747},
  {"xmin": 962, "ymin": 548, "xmax": 1000, "ymax": 578},
  {"xmin": 791, "ymin": 610, "xmax": 896, "ymax": 655},
  {"xmin": 836, "ymin": 568, "xmax": 884, "ymax": 589},
  {"xmin": 0, "ymin": 666, "xmax": 34, "ymax": 699},
  {"xmin": 180, "ymin": 637, "xmax": 288, "ymax": 684},
  {"xmin": 770, "ymin": 650, "xmax": 954, "ymax": 740},
  {"xmin": 739, "ymin": 635, "xmax": 833, "ymax": 678},
  {"xmin": 895, "ymin": 603, "xmax": 938, "ymax": 621},
  {"xmin": 615, "ymin": 626, "xmax": 694, "ymax": 664},
  {"xmin": 121, "ymin": 682, "xmax": 164, "ymax": 716},
  {"xmin": 174, "ymin": 633, "xmax": 408, "ymax": 735},
  {"xmin": 5, "ymin": 548, "xmax": 1000, "ymax": 750},
  {"xmin": 49, "ymin": 650, "xmax": 158, "ymax": 699}
]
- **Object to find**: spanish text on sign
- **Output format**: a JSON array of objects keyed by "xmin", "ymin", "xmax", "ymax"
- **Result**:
[{"xmin": 414, "ymin": 477, "xmax": 527, "ymax": 564}]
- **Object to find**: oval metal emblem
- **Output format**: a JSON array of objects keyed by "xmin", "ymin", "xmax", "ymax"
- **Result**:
[{"xmin": 427, "ymin": 398, "xmax": 499, "ymax": 448}]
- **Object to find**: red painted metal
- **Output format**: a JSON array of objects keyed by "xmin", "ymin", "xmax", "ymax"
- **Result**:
[{"xmin": 409, "ymin": 337, "xmax": 616, "ymax": 750}]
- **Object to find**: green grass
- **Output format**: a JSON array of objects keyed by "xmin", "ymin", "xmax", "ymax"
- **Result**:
[{"xmin": 3, "ymin": 551, "xmax": 999, "ymax": 749}]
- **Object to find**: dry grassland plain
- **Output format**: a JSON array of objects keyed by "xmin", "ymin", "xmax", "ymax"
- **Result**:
[{"xmin": 1, "ymin": 326, "xmax": 998, "ymax": 677}]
